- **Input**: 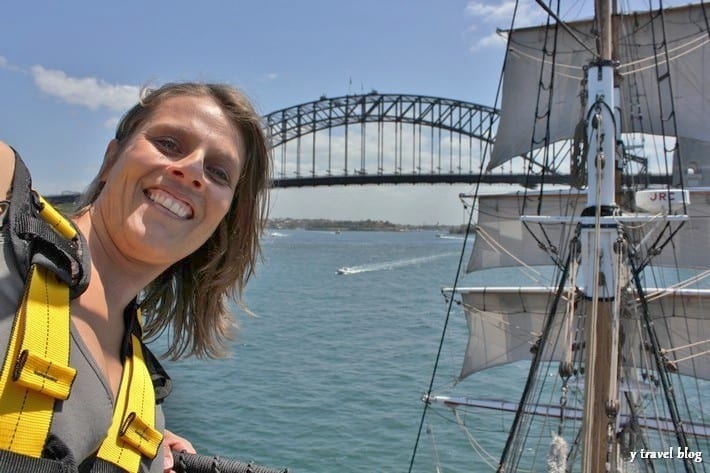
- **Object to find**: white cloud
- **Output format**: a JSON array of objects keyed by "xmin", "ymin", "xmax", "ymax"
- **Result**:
[
  {"xmin": 466, "ymin": 1, "xmax": 517, "ymax": 22},
  {"xmin": 466, "ymin": 0, "xmax": 544, "ymax": 27},
  {"xmin": 471, "ymin": 31, "xmax": 507, "ymax": 51},
  {"xmin": 30, "ymin": 65, "xmax": 139, "ymax": 111},
  {"xmin": 0, "ymin": 56, "xmax": 23, "ymax": 72},
  {"xmin": 465, "ymin": 0, "xmax": 546, "ymax": 51},
  {"xmin": 263, "ymin": 72, "xmax": 278, "ymax": 81}
]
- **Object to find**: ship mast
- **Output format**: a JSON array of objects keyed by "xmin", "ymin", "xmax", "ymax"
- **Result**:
[{"xmin": 580, "ymin": 0, "xmax": 623, "ymax": 471}]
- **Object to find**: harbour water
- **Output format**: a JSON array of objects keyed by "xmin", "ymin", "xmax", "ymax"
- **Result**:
[
  {"xmin": 157, "ymin": 229, "xmax": 504, "ymax": 472},
  {"xmin": 156, "ymin": 228, "xmax": 709, "ymax": 472}
]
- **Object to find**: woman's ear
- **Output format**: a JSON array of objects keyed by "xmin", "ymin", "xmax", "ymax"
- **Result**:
[{"xmin": 99, "ymin": 139, "xmax": 120, "ymax": 180}]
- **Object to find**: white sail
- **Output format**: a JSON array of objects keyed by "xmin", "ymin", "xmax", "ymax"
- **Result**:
[
  {"xmin": 674, "ymin": 137, "xmax": 710, "ymax": 187},
  {"xmin": 456, "ymin": 286, "xmax": 559, "ymax": 377},
  {"xmin": 490, "ymin": 4, "xmax": 710, "ymax": 170},
  {"xmin": 457, "ymin": 286, "xmax": 710, "ymax": 380},
  {"xmin": 466, "ymin": 190, "xmax": 583, "ymax": 273},
  {"xmin": 468, "ymin": 189, "xmax": 710, "ymax": 273}
]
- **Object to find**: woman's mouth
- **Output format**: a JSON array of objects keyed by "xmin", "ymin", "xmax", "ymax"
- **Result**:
[{"xmin": 145, "ymin": 189, "xmax": 194, "ymax": 219}]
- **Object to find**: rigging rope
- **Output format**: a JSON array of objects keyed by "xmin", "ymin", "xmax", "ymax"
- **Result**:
[
  {"xmin": 474, "ymin": 226, "xmax": 552, "ymax": 284},
  {"xmin": 664, "ymin": 348, "xmax": 710, "ymax": 365},
  {"xmin": 619, "ymin": 35, "xmax": 709, "ymax": 74},
  {"xmin": 630, "ymin": 254, "xmax": 698, "ymax": 472},
  {"xmin": 661, "ymin": 339, "xmax": 710, "ymax": 355},
  {"xmin": 642, "ymin": 269, "xmax": 710, "ymax": 303},
  {"xmin": 452, "ymin": 410, "xmax": 503, "ymax": 470}
]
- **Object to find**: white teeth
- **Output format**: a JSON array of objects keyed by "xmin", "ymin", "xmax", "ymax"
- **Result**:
[{"xmin": 146, "ymin": 190, "xmax": 193, "ymax": 219}]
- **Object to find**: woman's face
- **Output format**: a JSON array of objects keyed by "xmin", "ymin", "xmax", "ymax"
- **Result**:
[{"xmin": 94, "ymin": 95, "xmax": 244, "ymax": 267}]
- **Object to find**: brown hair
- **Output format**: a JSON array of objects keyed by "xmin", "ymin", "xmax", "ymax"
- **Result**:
[{"xmin": 75, "ymin": 82, "xmax": 271, "ymax": 359}]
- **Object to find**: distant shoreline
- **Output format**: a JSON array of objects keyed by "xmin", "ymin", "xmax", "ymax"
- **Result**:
[{"xmin": 268, "ymin": 218, "xmax": 467, "ymax": 233}]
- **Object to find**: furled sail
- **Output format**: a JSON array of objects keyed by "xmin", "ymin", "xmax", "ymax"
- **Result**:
[{"xmin": 490, "ymin": 4, "xmax": 710, "ymax": 170}]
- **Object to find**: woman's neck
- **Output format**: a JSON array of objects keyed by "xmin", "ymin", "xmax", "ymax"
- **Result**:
[{"xmin": 71, "ymin": 209, "xmax": 166, "ymax": 317}]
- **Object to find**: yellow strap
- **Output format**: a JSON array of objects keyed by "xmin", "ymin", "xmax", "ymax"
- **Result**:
[
  {"xmin": 96, "ymin": 320, "xmax": 162, "ymax": 471},
  {"xmin": 0, "ymin": 265, "xmax": 76, "ymax": 456},
  {"xmin": 0, "ymin": 196, "xmax": 161, "ymax": 471},
  {"xmin": 37, "ymin": 194, "xmax": 77, "ymax": 240}
]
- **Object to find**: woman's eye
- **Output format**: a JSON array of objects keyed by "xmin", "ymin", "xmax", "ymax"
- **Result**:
[
  {"xmin": 207, "ymin": 166, "xmax": 230, "ymax": 185},
  {"xmin": 155, "ymin": 137, "xmax": 179, "ymax": 153}
]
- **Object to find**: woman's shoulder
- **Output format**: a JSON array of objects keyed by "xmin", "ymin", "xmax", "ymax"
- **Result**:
[{"xmin": 0, "ymin": 141, "xmax": 16, "ymax": 200}]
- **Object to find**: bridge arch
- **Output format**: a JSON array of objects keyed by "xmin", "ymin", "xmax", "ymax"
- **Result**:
[
  {"xmin": 264, "ymin": 93, "xmax": 499, "ymax": 186},
  {"xmin": 265, "ymin": 93, "xmax": 497, "ymax": 147}
]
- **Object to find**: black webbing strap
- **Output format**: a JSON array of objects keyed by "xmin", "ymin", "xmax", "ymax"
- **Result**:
[
  {"xmin": 7, "ymin": 150, "xmax": 90, "ymax": 299},
  {"xmin": 0, "ymin": 435, "xmax": 77, "ymax": 473},
  {"xmin": 173, "ymin": 451, "xmax": 288, "ymax": 473}
]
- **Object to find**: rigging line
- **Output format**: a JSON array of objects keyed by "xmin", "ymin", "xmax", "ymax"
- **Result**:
[
  {"xmin": 452, "ymin": 410, "xmax": 504, "ymax": 470},
  {"xmin": 474, "ymin": 226, "xmax": 543, "ymax": 273},
  {"xmin": 407, "ymin": 85, "xmax": 497, "ymax": 473},
  {"xmin": 497, "ymin": 250, "xmax": 573, "ymax": 471},
  {"xmin": 697, "ymin": 0, "xmax": 710, "ymax": 44},
  {"xmin": 522, "ymin": 220, "xmax": 565, "ymax": 271},
  {"xmin": 634, "ymin": 219, "xmax": 682, "ymax": 275},
  {"xmin": 618, "ymin": 35, "xmax": 709, "ymax": 72},
  {"xmin": 607, "ymin": 232, "xmax": 626, "ymax": 410},
  {"xmin": 521, "ymin": 1, "xmax": 561, "ymax": 206},
  {"xmin": 562, "ymin": 241, "xmax": 580, "ymax": 370},
  {"xmin": 406, "ymin": 196, "xmax": 475, "ymax": 473},
  {"xmin": 664, "ymin": 348, "xmax": 710, "ymax": 365},
  {"xmin": 506, "ymin": 46, "xmax": 586, "ymax": 75},
  {"xmin": 619, "ymin": 38, "xmax": 710, "ymax": 76},
  {"xmin": 643, "ymin": 270, "xmax": 710, "ymax": 302},
  {"xmin": 536, "ymin": 2, "xmax": 564, "ymax": 216},
  {"xmin": 533, "ymin": 0, "xmax": 601, "ymax": 58},
  {"xmin": 620, "ymin": 393, "xmax": 659, "ymax": 473},
  {"xmin": 517, "ymin": 27, "xmax": 566, "ymax": 282},
  {"xmin": 661, "ymin": 338, "xmax": 710, "ymax": 354},
  {"xmin": 524, "ymin": 172, "xmax": 580, "ymax": 270},
  {"xmin": 474, "ymin": 227, "xmax": 554, "ymax": 285},
  {"xmin": 630, "ymin": 259, "xmax": 698, "ymax": 472},
  {"xmin": 461, "ymin": 303, "xmax": 550, "ymax": 345},
  {"xmin": 652, "ymin": 2, "xmax": 686, "ymax": 206},
  {"xmin": 425, "ymin": 424, "xmax": 443, "ymax": 473},
  {"xmin": 409, "ymin": 0, "xmax": 527, "ymax": 466}
]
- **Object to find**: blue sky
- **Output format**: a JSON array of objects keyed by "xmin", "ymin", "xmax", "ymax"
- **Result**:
[{"xmin": 0, "ymin": 1, "xmax": 678, "ymax": 224}]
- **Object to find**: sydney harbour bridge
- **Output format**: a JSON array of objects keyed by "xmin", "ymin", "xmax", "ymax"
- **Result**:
[{"xmin": 265, "ymin": 92, "xmax": 506, "ymax": 187}]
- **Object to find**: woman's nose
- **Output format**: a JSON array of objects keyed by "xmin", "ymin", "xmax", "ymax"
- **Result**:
[{"xmin": 169, "ymin": 152, "xmax": 205, "ymax": 189}]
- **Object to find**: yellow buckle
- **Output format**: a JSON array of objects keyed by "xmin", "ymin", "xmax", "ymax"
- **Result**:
[
  {"xmin": 119, "ymin": 412, "xmax": 162, "ymax": 459},
  {"xmin": 12, "ymin": 350, "xmax": 76, "ymax": 400},
  {"xmin": 38, "ymin": 194, "xmax": 78, "ymax": 240}
]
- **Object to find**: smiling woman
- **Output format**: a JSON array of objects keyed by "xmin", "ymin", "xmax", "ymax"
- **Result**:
[{"xmin": 0, "ymin": 82, "xmax": 271, "ymax": 473}]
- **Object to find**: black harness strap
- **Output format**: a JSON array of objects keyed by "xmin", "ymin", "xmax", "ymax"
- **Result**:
[{"xmin": 7, "ymin": 150, "xmax": 90, "ymax": 299}]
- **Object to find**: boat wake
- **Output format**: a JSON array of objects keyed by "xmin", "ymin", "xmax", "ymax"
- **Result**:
[
  {"xmin": 436, "ymin": 234, "xmax": 465, "ymax": 241},
  {"xmin": 336, "ymin": 252, "xmax": 456, "ymax": 275}
]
